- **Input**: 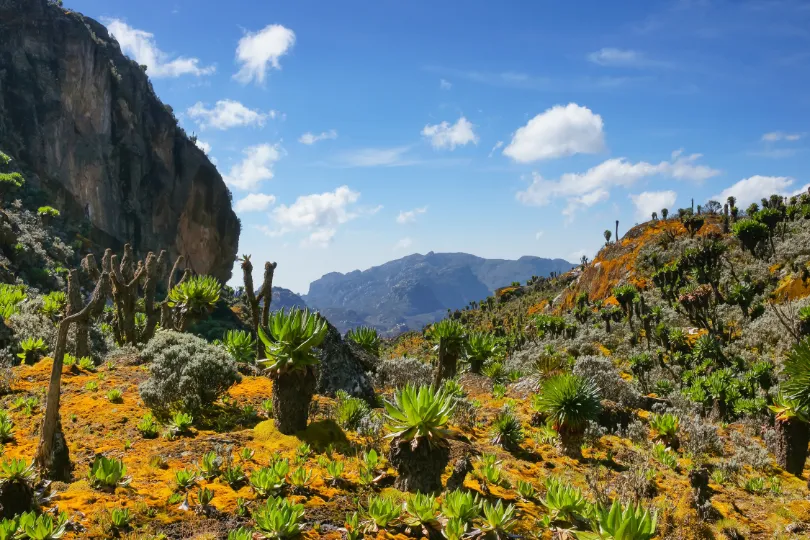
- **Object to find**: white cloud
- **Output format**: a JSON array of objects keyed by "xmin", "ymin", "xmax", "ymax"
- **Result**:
[
  {"xmin": 422, "ymin": 117, "xmax": 478, "ymax": 150},
  {"xmin": 629, "ymin": 190, "xmax": 677, "ymax": 221},
  {"xmin": 187, "ymin": 100, "xmax": 272, "ymax": 130},
  {"xmin": 234, "ymin": 193, "xmax": 276, "ymax": 213},
  {"xmin": 299, "ymin": 129, "xmax": 338, "ymax": 145},
  {"xmin": 517, "ymin": 151, "xmax": 719, "ymax": 217},
  {"xmin": 337, "ymin": 146, "xmax": 414, "ymax": 167},
  {"xmin": 535, "ymin": 231, "xmax": 544, "ymax": 240},
  {"xmin": 440, "ymin": 79, "xmax": 452, "ymax": 90},
  {"xmin": 104, "ymin": 19, "xmax": 215, "ymax": 78},
  {"xmin": 394, "ymin": 237, "xmax": 414, "ymax": 251},
  {"xmin": 396, "ymin": 206, "xmax": 428, "ymax": 224},
  {"xmin": 713, "ymin": 176, "xmax": 810, "ymax": 209},
  {"xmin": 234, "ymin": 24, "xmax": 295, "ymax": 85},
  {"xmin": 488, "ymin": 141, "xmax": 504, "ymax": 157},
  {"xmin": 222, "ymin": 144, "xmax": 282, "ymax": 191},
  {"xmin": 762, "ymin": 131, "xmax": 803, "ymax": 142},
  {"xmin": 195, "ymin": 140, "xmax": 211, "ymax": 154},
  {"xmin": 587, "ymin": 48, "xmax": 667, "ymax": 68},
  {"xmin": 270, "ymin": 186, "xmax": 361, "ymax": 246},
  {"xmin": 503, "ymin": 103, "xmax": 605, "ymax": 163}
]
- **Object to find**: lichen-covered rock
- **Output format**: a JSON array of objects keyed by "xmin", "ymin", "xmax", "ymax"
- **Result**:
[
  {"xmin": 315, "ymin": 321, "xmax": 376, "ymax": 403},
  {"xmin": 0, "ymin": 0, "xmax": 239, "ymax": 280}
]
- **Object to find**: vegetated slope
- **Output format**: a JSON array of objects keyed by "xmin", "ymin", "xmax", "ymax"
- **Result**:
[
  {"xmin": 305, "ymin": 251, "xmax": 574, "ymax": 335},
  {"xmin": 383, "ymin": 198, "xmax": 810, "ymax": 538},
  {"xmin": 0, "ymin": 0, "xmax": 239, "ymax": 281}
]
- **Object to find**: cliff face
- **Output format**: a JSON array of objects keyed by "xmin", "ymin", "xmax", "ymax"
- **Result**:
[{"xmin": 0, "ymin": 0, "xmax": 239, "ymax": 280}]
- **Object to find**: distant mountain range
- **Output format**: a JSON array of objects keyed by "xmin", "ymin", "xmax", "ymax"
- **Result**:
[{"xmin": 292, "ymin": 252, "xmax": 573, "ymax": 336}]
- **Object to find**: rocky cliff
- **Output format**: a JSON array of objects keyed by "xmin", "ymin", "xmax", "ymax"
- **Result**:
[{"xmin": 0, "ymin": 0, "xmax": 239, "ymax": 280}]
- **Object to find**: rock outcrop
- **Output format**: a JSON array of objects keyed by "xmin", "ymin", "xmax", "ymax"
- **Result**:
[{"xmin": 0, "ymin": 0, "xmax": 239, "ymax": 280}]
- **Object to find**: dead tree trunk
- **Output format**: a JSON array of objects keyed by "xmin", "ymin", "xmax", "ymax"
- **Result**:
[
  {"xmin": 260, "ymin": 261, "xmax": 278, "ymax": 329},
  {"xmin": 36, "ymin": 271, "xmax": 109, "ymax": 480},
  {"xmin": 433, "ymin": 338, "xmax": 456, "ymax": 385},
  {"xmin": 241, "ymin": 256, "xmax": 264, "ymax": 360}
]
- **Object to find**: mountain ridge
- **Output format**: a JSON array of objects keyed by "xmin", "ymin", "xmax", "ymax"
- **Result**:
[{"xmin": 302, "ymin": 251, "xmax": 574, "ymax": 335}]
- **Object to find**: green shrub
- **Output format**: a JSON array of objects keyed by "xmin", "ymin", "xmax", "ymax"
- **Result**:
[
  {"xmin": 139, "ymin": 331, "xmax": 240, "ymax": 414},
  {"xmin": 137, "ymin": 413, "xmax": 159, "ymax": 439},
  {"xmin": 17, "ymin": 337, "xmax": 48, "ymax": 364},
  {"xmin": 222, "ymin": 463, "xmax": 246, "ymax": 487},
  {"xmin": 404, "ymin": 492, "xmax": 439, "ymax": 528},
  {"xmin": 651, "ymin": 442, "xmax": 678, "ymax": 470},
  {"xmin": 490, "ymin": 405, "xmax": 524, "ymax": 449},
  {"xmin": 346, "ymin": 326, "xmax": 381, "ymax": 356},
  {"xmin": 250, "ymin": 465, "xmax": 286, "ymax": 498},
  {"xmin": 383, "ymin": 384, "xmax": 460, "ymax": 445},
  {"xmin": 464, "ymin": 332, "xmax": 501, "ymax": 372},
  {"xmin": 168, "ymin": 411, "xmax": 194, "ymax": 435},
  {"xmin": 427, "ymin": 319, "xmax": 467, "ymax": 357},
  {"xmin": 218, "ymin": 329, "xmax": 256, "ymax": 364},
  {"xmin": 0, "ymin": 411, "xmax": 13, "ymax": 443},
  {"xmin": 110, "ymin": 508, "xmax": 131, "ymax": 530},
  {"xmin": 0, "ymin": 284, "xmax": 26, "ymax": 319},
  {"xmin": 541, "ymin": 477, "xmax": 589, "ymax": 524},
  {"xmin": 0, "ymin": 458, "xmax": 35, "ymax": 483},
  {"xmin": 481, "ymin": 500, "xmax": 517, "ymax": 534},
  {"xmin": 106, "ymin": 389, "xmax": 123, "ymax": 403},
  {"xmin": 17, "ymin": 512, "xmax": 68, "ymax": 540},
  {"xmin": 174, "ymin": 468, "xmax": 197, "ymax": 491},
  {"xmin": 199, "ymin": 451, "xmax": 221, "ymax": 480},
  {"xmin": 649, "ymin": 413, "xmax": 679, "ymax": 446},
  {"xmin": 441, "ymin": 489, "xmax": 480, "ymax": 523},
  {"xmin": 590, "ymin": 500, "xmax": 657, "ymax": 540},
  {"xmin": 88, "ymin": 456, "xmax": 129, "ymax": 489},
  {"xmin": 534, "ymin": 374, "xmax": 601, "ymax": 456},
  {"xmin": 252, "ymin": 496, "xmax": 304, "ymax": 538},
  {"xmin": 367, "ymin": 494, "xmax": 401, "ymax": 529},
  {"xmin": 37, "ymin": 206, "xmax": 60, "ymax": 218},
  {"xmin": 258, "ymin": 308, "xmax": 328, "ymax": 373},
  {"xmin": 167, "ymin": 275, "xmax": 221, "ymax": 325},
  {"xmin": 333, "ymin": 390, "xmax": 370, "ymax": 430},
  {"xmin": 732, "ymin": 219, "xmax": 768, "ymax": 253}
]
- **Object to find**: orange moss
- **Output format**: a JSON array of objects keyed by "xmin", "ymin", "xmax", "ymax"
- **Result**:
[
  {"xmin": 228, "ymin": 376, "xmax": 273, "ymax": 401},
  {"xmin": 527, "ymin": 299, "xmax": 549, "ymax": 316},
  {"xmin": 772, "ymin": 273, "xmax": 810, "ymax": 302}
]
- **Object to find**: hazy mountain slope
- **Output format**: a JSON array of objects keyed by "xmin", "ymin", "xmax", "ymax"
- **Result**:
[{"xmin": 304, "ymin": 252, "xmax": 574, "ymax": 334}]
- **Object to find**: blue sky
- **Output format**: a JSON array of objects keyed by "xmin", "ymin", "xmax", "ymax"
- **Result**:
[{"xmin": 67, "ymin": 0, "xmax": 810, "ymax": 293}]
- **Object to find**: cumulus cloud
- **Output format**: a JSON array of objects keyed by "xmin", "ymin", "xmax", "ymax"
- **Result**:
[
  {"xmin": 268, "ymin": 186, "xmax": 362, "ymax": 247},
  {"xmin": 396, "ymin": 206, "xmax": 428, "ymax": 224},
  {"xmin": 234, "ymin": 24, "xmax": 295, "ymax": 85},
  {"xmin": 299, "ymin": 129, "xmax": 338, "ymax": 145},
  {"xmin": 713, "ymin": 176, "xmax": 810, "ymax": 209},
  {"xmin": 394, "ymin": 237, "xmax": 414, "ymax": 251},
  {"xmin": 762, "ymin": 131, "xmax": 803, "ymax": 142},
  {"xmin": 194, "ymin": 140, "xmax": 211, "ymax": 154},
  {"xmin": 187, "ymin": 100, "xmax": 273, "ymax": 130},
  {"xmin": 234, "ymin": 193, "xmax": 276, "ymax": 213},
  {"xmin": 422, "ymin": 117, "xmax": 478, "ymax": 150},
  {"xmin": 222, "ymin": 144, "xmax": 282, "ymax": 191},
  {"xmin": 517, "ymin": 151, "xmax": 719, "ymax": 217},
  {"xmin": 104, "ymin": 19, "xmax": 214, "ymax": 77},
  {"xmin": 503, "ymin": 103, "xmax": 605, "ymax": 162},
  {"xmin": 630, "ymin": 190, "xmax": 677, "ymax": 221}
]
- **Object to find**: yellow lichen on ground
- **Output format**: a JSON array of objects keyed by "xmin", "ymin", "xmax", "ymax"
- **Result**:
[{"xmin": 772, "ymin": 273, "xmax": 810, "ymax": 302}]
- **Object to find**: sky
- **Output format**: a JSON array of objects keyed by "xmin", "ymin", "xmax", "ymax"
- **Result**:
[{"xmin": 65, "ymin": 0, "xmax": 810, "ymax": 294}]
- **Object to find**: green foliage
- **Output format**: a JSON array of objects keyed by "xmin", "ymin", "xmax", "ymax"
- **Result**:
[
  {"xmin": 589, "ymin": 500, "xmax": 658, "ymax": 540},
  {"xmin": 517, "ymin": 480, "xmax": 536, "ymax": 500},
  {"xmin": 0, "ymin": 284, "xmax": 26, "ymax": 319},
  {"xmin": 732, "ymin": 219, "xmax": 768, "ymax": 253},
  {"xmin": 199, "ymin": 451, "xmax": 221, "ymax": 480},
  {"xmin": 252, "ymin": 496, "xmax": 305, "ymax": 538},
  {"xmin": 17, "ymin": 512, "xmax": 68, "ymax": 540},
  {"xmin": 0, "ymin": 458, "xmax": 35, "ymax": 483},
  {"xmin": 219, "ymin": 329, "xmax": 256, "ymax": 364},
  {"xmin": 427, "ymin": 319, "xmax": 467, "ymax": 357},
  {"xmin": 541, "ymin": 477, "xmax": 589, "ymax": 523},
  {"xmin": 137, "ymin": 413, "xmax": 159, "ymax": 439},
  {"xmin": 534, "ymin": 314, "xmax": 567, "ymax": 338},
  {"xmin": 174, "ymin": 468, "xmax": 197, "ymax": 491},
  {"xmin": 289, "ymin": 466, "xmax": 312, "ymax": 489},
  {"xmin": 367, "ymin": 494, "xmax": 401, "ymax": 529},
  {"xmin": 442, "ymin": 518, "xmax": 466, "ymax": 540},
  {"xmin": 167, "ymin": 411, "xmax": 194, "ymax": 435},
  {"xmin": 88, "ymin": 456, "xmax": 129, "ymax": 489},
  {"xmin": 404, "ymin": 492, "xmax": 440, "ymax": 527},
  {"xmin": 228, "ymin": 528, "xmax": 254, "ymax": 540},
  {"xmin": 490, "ymin": 405, "xmax": 524, "ymax": 449},
  {"xmin": 258, "ymin": 308, "xmax": 328, "ymax": 374},
  {"xmin": 250, "ymin": 460, "xmax": 288, "ymax": 497},
  {"xmin": 383, "ymin": 384, "xmax": 460, "ymax": 445},
  {"xmin": 649, "ymin": 413, "xmax": 679, "ymax": 445},
  {"xmin": 222, "ymin": 463, "xmax": 246, "ymax": 487},
  {"xmin": 106, "ymin": 389, "xmax": 123, "ymax": 403},
  {"xmin": 481, "ymin": 500, "xmax": 518, "ymax": 534},
  {"xmin": 167, "ymin": 275, "xmax": 221, "ymax": 320},
  {"xmin": 0, "ymin": 412, "xmax": 13, "ymax": 443},
  {"xmin": 651, "ymin": 443, "xmax": 678, "ymax": 470},
  {"xmin": 440, "ymin": 489, "xmax": 480, "ymax": 523},
  {"xmin": 346, "ymin": 326, "xmax": 381, "ymax": 356},
  {"xmin": 333, "ymin": 390, "xmax": 370, "ymax": 430},
  {"xmin": 0, "ymin": 171, "xmax": 25, "ymax": 192},
  {"xmin": 37, "ymin": 206, "xmax": 60, "ymax": 218},
  {"xmin": 325, "ymin": 459, "xmax": 344, "ymax": 483},
  {"xmin": 534, "ymin": 374, "xmax": 601, "ymax": 433},
  {"xmin": 17, "ymin": 337, "xmax": 48, "ymax": 364},
  {"xmin": 110, "ymin": 508, "xmax": 131, "ymax": 529},
  {"xmin": 743, "ymin": 476, "xmax": 766, "ymax": 494},
  {"xmin": 464, "ymin": 331, "xmax": 501, "ymax": 372},
  {"xmin": 782, "ymin": 338, "xmax": 810, "ymax": 410}
]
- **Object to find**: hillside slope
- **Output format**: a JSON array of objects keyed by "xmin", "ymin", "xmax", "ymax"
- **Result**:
[
  {"xmin": 305, "ymin": 251, "xmax": 573, "ymax": 335},
  {"xmin": 0, "ymin": 0, "xmax": 239, "ymax": 280}
]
